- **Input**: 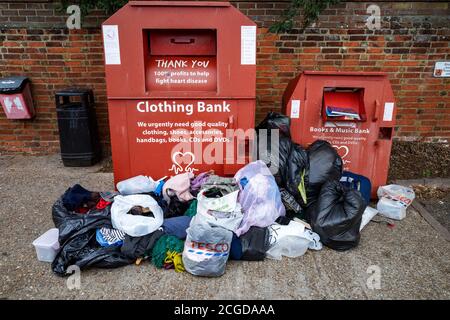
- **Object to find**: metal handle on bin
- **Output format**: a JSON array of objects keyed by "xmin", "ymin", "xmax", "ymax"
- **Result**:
[
  {"xmin": 170, "ymin": 38, "xmax": 195, "ymax": 44},
  {"xmin": 372, "ymin": 99, "xmax": 380, "ymax": 122}
]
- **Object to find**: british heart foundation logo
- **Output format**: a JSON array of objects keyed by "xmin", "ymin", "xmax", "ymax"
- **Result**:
[{"xmin": 169, "ymin": 151, "xmax": 199, "ymax": 174}]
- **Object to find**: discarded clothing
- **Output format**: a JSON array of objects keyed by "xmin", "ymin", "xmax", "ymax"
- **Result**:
[
  {"xmin": 96, "ymin": 198, "xmax": 112, "ymax": 210},
  {"xmin": 152, "ymin": 234, "xmax": 185, "ymax": 269},
  {"xmin": 194, "ymin": 186, "xmax": 243, "ymax": 233},
  {"xmin": 229, "ymin": 234, "xmax": 243, "ymax": 260},
  {"xmin": 52, "ymin": 196, "xmax": 133, "ymax": 276},
  {"xmin": 190, "ymin": 171, "xmax": 214, "ymax": 193},
  {"xmin": 234, "ymin": 160, "xmax": 286, "ymax": 236},
  {"xmin": 147, "ymin": 191, "xmax": 168, "ymax": 212},
  {"xmin": 163, "ymin": 172, "xmax": 194, "ymax": 203},
  {"xmin": 111, "ymin": 194, "xmax": 164, "ymax": 237},
  {"xmin": 96, "ymin": 227, "xmax": 125, "ymax": 247},
  {"xmin": 164, "ymin": 251, "xmax": 185, "ymax": 272},
  {"xmin": 62, "ymin": 184, "xmax": 100, "ymax": 212},
  {"xmin": 99, "ymin": 191, "xmax": 119, "ymax": 202},
  {"xmin": 162, "ymin": 216, "xmax": 192, "ymax": 240},
  {"xmin": 184, "ymin": 199, "xmax": 198, "ymax": 218},
  {"xmin": 128, "ymin": 205, "xmax": 154, "ymax": 217},
  {"xmin": 164, "ymin": 195, "xmax": 192, "ymax": 219},
  {"xmin": 201, "ymin": 175, "xmax": 239, "ymax": 194},
  {"xmin": 120, "ymin": 228, "xmax": 165, "ymax": 260}
]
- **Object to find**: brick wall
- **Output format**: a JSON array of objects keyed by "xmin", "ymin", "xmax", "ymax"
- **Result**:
[{"xmin": 0, "ymin": 0, "xmax": 449, "ymax": 155}]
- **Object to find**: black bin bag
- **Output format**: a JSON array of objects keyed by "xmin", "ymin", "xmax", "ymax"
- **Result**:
[
  {"xmin": 308, "ymin": 180, "xmax": 366, "ymax": 251},
  {"xmin": 255, "ymin": 112, "xmax": 309, "ymax": 209},
  {"xmin": 255, "ymin": 112, "xmax": 292, "ymax": 186},
  {"xmin": 306, "ymin": 140, "xmax": 343, "ymax": 207},
  {"xmin": 283, "ymin": 143, "xmax": 309, "ymax": 207},
  {"xmin": 240, "ymin": 226, "xmax": 271, "ymax": 261},
  {"xmin": 51, "ymin": 197, "xmax": 133, "ymax": 276}
]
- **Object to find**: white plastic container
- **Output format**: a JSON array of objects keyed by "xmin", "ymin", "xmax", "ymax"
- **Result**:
[{"xmin": 32, "ymin": 228, "xmax": 60, "ymax": 262}]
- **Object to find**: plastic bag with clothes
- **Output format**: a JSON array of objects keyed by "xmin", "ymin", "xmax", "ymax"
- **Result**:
[
  {"xmin": 308, "ymin": 180, "xmax": 365, "ymax": 251},
  {"xmin": 265, "ymin": 220, "xmax": 322, "ymax": 260},
  {"xmin": 193, "ymin": 188, "xmax": 243, "ymax": 233},
  {"xmin": 51, "ymin": 197, "xmax": 133, "ymax": 276},
  {"xmin": 234, "ymin": 160, "xmax": 286, "ymax": 236},
  {"xmin": 306, "ymin": 140, "xmax": 343, "ymax": 209},
  {"xmin": 376, "ymin": 184, "xmax": 415, "ymax": 220},
  {"xmin": 116, "ymin": 175, "xmax": 158, "ymax": 195},
  {"xmin": 182, "ymin": 221, "xmax": 233, "ymax": 277},
  {"xmin": 111, "ymin": 194, "xmax": 164, "ymax": 237}
]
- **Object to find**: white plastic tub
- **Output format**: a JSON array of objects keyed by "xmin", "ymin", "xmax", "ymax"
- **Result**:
[{"xmin": 32, "ymin": 228, "xmax": 60, "ymax": 262}]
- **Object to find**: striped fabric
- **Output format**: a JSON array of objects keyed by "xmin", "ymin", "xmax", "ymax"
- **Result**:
[{"xmin": 99, "ymin": 227, "xmax": 126, "ymax": 245}]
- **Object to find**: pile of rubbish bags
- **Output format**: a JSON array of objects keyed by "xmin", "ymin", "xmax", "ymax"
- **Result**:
[{"xmin": 46, "ymin": 112, "xmax": 416, "ymax": 277}]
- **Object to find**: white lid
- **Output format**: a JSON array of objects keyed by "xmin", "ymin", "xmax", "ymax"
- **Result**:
[{"xmin": 32, "ymin": 228, "xmax": 59, "ymax": 247}]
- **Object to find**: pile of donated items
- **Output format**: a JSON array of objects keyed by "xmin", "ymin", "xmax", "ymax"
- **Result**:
[{"xmin": 32, "ymin": 113, "xmax": 416, "ymax": 277}]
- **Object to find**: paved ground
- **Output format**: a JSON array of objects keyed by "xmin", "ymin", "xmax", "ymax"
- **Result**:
[{"xmin": 0, "ymin": 155, "xmax": 449, "ymax": 300}]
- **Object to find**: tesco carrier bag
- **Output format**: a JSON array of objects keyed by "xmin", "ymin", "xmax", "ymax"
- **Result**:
[{"xmin": 182, "ymin": 221, "xmax": 233, "ymax": 277}]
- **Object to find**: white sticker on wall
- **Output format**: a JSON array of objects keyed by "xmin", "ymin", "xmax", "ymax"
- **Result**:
[
  {"xmin": 290, "ymin": 100, "xmax": 300, "ymax": 118},
  {"xmin": 241, "ymin": 25, "xmax": 256, "ymax": 65},
  {"xmin": 434, "ymin": 61, "xmax": 450, "ymax": 77},
  {"xmin": 383, "ymin": 102, "xmax": 394, "ymax": 121},
  {"xmin": 102, "ymin": 25, "xmax": 121, "ymax": 65}
]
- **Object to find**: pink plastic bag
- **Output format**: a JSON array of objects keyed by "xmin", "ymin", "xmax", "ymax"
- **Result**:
[{"xmin": 234, "ymin": 161, "xmax": 286, "ymax": 236}]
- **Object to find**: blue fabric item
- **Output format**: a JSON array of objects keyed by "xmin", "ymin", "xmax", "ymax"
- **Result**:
[
  {"xmin": 155, "ymin": 180, "xmax": 165, "ymax": 197},
  {"xmin": 229, "ymin": 233, "xmax": 243, "ymax": 260},
  {"xmin": 239, "ymin": 177, "xmax": 249, "ymax": 189},
  {"xmin": 62, "ymin": 184, "xmax": 93, "ymax": 211},
  {"xmin": 96, "ymin": 229, "xmax": 123, "ymax": 247},
  {"xmin": 340, "ymin": 171, "xmax": 372, "ymax": 205},
  {"xmin": 162, "ymin": 216, "xmax": 192, "ymax": 240}
]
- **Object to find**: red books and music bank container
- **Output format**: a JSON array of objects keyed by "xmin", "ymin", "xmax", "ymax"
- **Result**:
[
  {"xmin": 282, "ymin": 71, "xmax": 397, "ymax": 197},
  {"xmin": 102, "ymin": 1, "xmax": 257, "ymax": 184}
]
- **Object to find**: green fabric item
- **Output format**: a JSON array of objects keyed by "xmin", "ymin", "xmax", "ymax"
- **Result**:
[
  {"xmin": 184, "ymin": 199, "xmax": 198, "ymax": 217},
  {"xmin": 151, "ymin": 235, "xmax": 185, "ymax": 269},
  {"xmin": 297, "ymin": 169, "xmax": 307, "ymax": 205}
]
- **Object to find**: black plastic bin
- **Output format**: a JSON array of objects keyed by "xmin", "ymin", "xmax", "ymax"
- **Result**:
[{"xmin": 55, "ymin": 88, "xmax": 101, "ymax": 167}]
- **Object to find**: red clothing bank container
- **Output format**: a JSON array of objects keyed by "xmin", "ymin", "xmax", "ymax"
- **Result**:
[
  {"xmin": 0, "ymin": 76, "xmax": 35, "ymax": 119},
  {"xmin": 103, "ymin": 1, "xmax": 256, "ymax": 184},
  {"xmin": 282, "ymin": 71, "xmax": 397, "ymax": 197}
]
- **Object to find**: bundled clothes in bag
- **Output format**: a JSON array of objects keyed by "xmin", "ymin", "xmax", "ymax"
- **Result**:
[
  {"xmin": 182, "ymin": 221, "xmax": 233, "ymax": 277},
  {"xmin": 52, "ymin": 195, "xmax": 133, "ymax": 276},
  {"xmin": 307, "ymin": 180, "xmax": 365, "ymax": 251},
  {"xmin": 234, "ymin": 160, "xmax": 286, "ymax": 237},
  {"xmin": 193, "ymin": 186, "xmax": 243, "ymax": 233},
  {"xmin": 111, "ymin": 194, "xmax": 164, "ymax": 237}
]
